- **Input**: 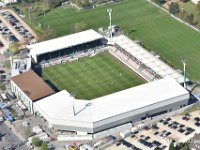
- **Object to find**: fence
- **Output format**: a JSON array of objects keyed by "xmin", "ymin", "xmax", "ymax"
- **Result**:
[{"xmin": 146, "ymin": 0, "xmax": 200, "ymax": 33}]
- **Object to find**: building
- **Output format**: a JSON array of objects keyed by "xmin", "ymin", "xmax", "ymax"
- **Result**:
[
  {"xmin": 34, "ymin": 77, "xmax": 189, "ymax": 134},
  {"xmin": 112, "ymin": 35, "xmax": 185, "ymax": 83},
  {"xmin": 11, "ymin": 70, "xmax": 55, "ymax": 113},
  {"xmin": 28, "ymin": 29, "xmax": 104, "ymax": 63},
  {"xmin": 11, "ymin": 57, "xmax": 31, "ymax": 77},
  {"xmin": 190, "ymin": 133, "xmax": 200, "ymax": 150},
  {"xmin": 1, "ymin": 0, "xmax": 18, "ymax": 4}
]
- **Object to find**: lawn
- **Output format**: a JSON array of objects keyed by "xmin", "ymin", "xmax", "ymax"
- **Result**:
[
  {"xmin": 19, "ymin": 0, "xmax": 200, "ymax": 81},
  {"xmin": 42, "ymin": 52, "xmax": 144, "ymax": 100}
]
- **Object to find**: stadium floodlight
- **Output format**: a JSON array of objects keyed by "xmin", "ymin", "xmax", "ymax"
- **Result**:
[
  {"xmin": 107, "ymin": 8, "xmax": 112, "ymax": 39},
  {"xmin": 182, "ymin": 58, "xmax": 186, "ymax": 88},
  {"xmin": 28, "ymin": 7, "xmax": 32, "ymax": 25}
]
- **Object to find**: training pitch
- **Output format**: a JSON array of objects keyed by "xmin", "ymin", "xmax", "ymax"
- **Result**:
[
  {"xmin": 34, "ymin": 0, "xmax": 200, "ymax": 81},
  {"xmin": 42, "ymin": 52, "xmax": 144, "ymax": 100}
]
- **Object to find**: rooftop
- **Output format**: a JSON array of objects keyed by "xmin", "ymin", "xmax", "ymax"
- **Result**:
[
  {"xmin": 112, "ymin": 35, "xmax": 185, "ymax": 83},
  {"xmin": 11, "ymin": 70, "xmax": 55, "ymax": 101},
  {"xmin": 35, "ymin": 77, "xmax": 189, "ymax": 127},
  {"xmin": 28, "ymin": 29, "xmax": 103, "ymax": 58}
]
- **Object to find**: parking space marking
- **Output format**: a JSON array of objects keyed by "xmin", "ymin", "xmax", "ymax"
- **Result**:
[
  {"xmin": 139, "ymin": 129, "xmax": 169, "ymax": 147},
  {"xmin": 0, "ymin": 14, "xmax": 23, "ymax": 42},
  {"xmin": 172, "ymin": 116, "xmax": 199, "ymax": 133},
  {"xmin": 0, "ymin": 34, "xmax": 8, "ymax": 53},
  {"xmin": 5, "ymin": 9, "xmax": 38, "ymax": 40}
]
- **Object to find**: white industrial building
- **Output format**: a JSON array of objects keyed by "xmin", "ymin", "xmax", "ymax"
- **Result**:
[{"xmin": 34, "ymin": 77, "xmax": 189, "ymax": 134}]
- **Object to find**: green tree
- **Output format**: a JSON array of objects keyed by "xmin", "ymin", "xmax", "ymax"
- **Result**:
[
  {"xmin": 185, "ymin": 13, "xmax": 196, "ymax": 25},
  {"xmin": 180, "ymin": 0, "xmax": 189, "ymax": 3},
  {"xmin": 196, "ymin": 2, "xmax": 200, "ymax": 15},
  {"xmin": 169, "ymin": 142, "xmax": 176, "ymax": 150},
  {"xmin": 153, "ymin": 0, "xmax": 162, "ymax": 4},
  {"xmin": 41, "ymin": 142, "xmax": 48, "ymax": 150},
  {"xmin": 179, "ymin": 9, "xmax": 187, "ymax": 20},
  {"xmin": 9, "ymin": 42, "xmax": 20, "ymax": 54},
  {"xmin": 169, "ymin": 2, "xmax": 180, "ymax": 15},
  {"xmin": 32, "ymin": 137, "xmax": 43, "ymax": 147}
]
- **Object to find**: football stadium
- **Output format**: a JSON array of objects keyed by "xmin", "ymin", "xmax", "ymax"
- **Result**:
[{"xmin": 11, "ymin": 29, "xmax": 190, "ymax": 136}]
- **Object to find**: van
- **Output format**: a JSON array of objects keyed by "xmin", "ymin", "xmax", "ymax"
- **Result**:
[{"xmin": 1, "ymin": 93, "xmax": 8, "ymax": 101}]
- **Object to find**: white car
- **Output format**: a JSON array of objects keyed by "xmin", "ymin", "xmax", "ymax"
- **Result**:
[{"xmin": 0, "ymin": 116, "xmax": 4, "ymax": 122}]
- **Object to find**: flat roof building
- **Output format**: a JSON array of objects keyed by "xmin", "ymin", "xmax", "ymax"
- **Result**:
[
  {"xmin": 11, "ymin": 70, "xmax": 55, "ymax": 113},
  {"xmin": 34, "ymin": 77, "xmax": 189, "ymax": 134},
  {"xmin": 28, "ymin": 29, "xmax": 104, "ymax": 63}
]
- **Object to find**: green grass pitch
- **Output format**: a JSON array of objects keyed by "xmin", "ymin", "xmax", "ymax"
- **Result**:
[
  {"xmin": 42, "ymin": 52, "xmax": 145, "ymax": 100},
  {"xmin": 31, "ymin": 0, "xmax": 200, "ymax": 81}
]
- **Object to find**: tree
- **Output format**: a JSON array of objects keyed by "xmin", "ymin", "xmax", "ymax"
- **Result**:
[
  {"xmin": 45, "ymin": 0, "xmax": 65, "ymax": 8},
  {"xmin": 180, "ymin": 0, "xmax": 189, "ymax": 3},
  {"xmin": 32, "ymin": 137, "xmax": 43, "ymax": 147},
  {"xmin": 9, "ymin": 42, "xmax": 20, "ymax": 54},
  {"xmin": 179, "ymin": 9, "xmax": 187, "ymax": 20},
  {"xmin": 74, "ymin": 21, "xmax": 87, "ymax": 32},
  {"xmin": 41, "ymin": 142, "xmax": 48, "ymax": 150},
  {"xmin": 82, "ymin": 0, "xmax": 90, "ymax": 7},
  {"xmin": 71, "ymin": 0, "xmax": 83, "ymax": 7},
  {"xmin": 169, "ymin": 142, "xmax": 176, "ymax": 150},
  {"xmin": 185, "ymin": 13, "xmax": 196, "ymax": 25},
  {"xmin": 196, "ymin": 2, "xmax": 200, "ymax": 15},
  {"xmin": 152, "ymin": 0, "xmax": 163, "ymax": 4},
  {"xmin": 169, "ymin": 2, "xmax": 180, "ymax": 15}
]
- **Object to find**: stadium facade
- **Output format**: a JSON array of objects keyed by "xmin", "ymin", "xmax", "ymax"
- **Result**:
[
  {"xmin": 10, "ymin": 29, "xmax": 190, "ymax": 135},
  {"xmin": 28, "ymin": 29, "xmax": 104, "ymax": 63},
  {"xmin": 10, "ymin": 70, "xmax": 55, "ymax": 113},
  {"xmin": 34, "ymin": 77, "xmax": 189, "ymax": 134}
]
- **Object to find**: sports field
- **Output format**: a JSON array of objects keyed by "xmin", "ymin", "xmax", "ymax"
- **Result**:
[
  {"xmin": 32, "ymin": 0, "xmax": 200, "ymax": 81},
  {"xmin": 42, "ymin": 52, "xmax": 144, "ymax": 100}
]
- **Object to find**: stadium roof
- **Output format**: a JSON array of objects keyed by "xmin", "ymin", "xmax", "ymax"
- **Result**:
[
  {"xmin": 28, "ymin": 29, "xmax": 103, "ymax": 61},
  {"xmin": 112, "ymin": 35, "xmax": 185, "ymax": 83},
  {"xmin": 35, "ymin": 77, "xmax": 188, "ymax": 127},
  {"xmin": 11, "ymin": 70, "xmax": 55, "ymax": 101}
]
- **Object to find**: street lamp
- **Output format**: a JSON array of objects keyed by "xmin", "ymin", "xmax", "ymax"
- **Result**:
[
  {"xmin": 182, "ymin": 58, "xmax": 186, "ymax": 88},
  {"xmin": 28, "ymin": 7, "xmax": 32, "ymax": 25},
  {"xmin": 107, "ymin": 8, "xmax": 112, "ymax": 39}
]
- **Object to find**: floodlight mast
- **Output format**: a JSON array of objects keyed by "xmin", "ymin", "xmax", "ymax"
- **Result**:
[
  {"xmin": 107, "ymin": 8, "xmax": 112, "ymax": 39},
  {"xmin": 182, "ymin": 58, "xmax": 186, "ymax": 88}
]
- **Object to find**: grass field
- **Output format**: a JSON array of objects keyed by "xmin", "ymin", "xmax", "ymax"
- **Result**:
[
  {"xmin": 42, "ymin": 52, "xmax": 144, "ymax": 100},
  {"xmin": 25, "ymin": 0, "xmax": 200, "ymax": 81}
]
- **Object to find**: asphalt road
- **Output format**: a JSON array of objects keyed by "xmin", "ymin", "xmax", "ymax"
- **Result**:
[{"xmin": 0, "ymin": 122, "xmax": 29, "ymax": 150}]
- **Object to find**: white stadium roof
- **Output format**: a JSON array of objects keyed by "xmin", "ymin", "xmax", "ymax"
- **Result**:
[
  {"xmin": 112, "ymin": 35, "xmax": 185, "ymax": 83},
  {"xmin": 28, "ymin": 29, "xmax": 103, "ymax": 61},
  {"xmin": 34, "ymin": 77, "xmax": 188, "ymax": 128}
]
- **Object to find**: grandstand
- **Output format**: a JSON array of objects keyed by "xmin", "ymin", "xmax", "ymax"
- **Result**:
[
  {"xmin": 28, "ymin": 29, "xmax": 105, "ymax": 63},
  {"xmin": 111, "ymin": 35, "xmax": 185, "ymax": 83},
  {"xmin": 20, "ymin": 29, "xmax": 191, "ymax": 136},
  {"xmin": 34, "ymin": 77, "xmax": 189, "ymax": 134}
]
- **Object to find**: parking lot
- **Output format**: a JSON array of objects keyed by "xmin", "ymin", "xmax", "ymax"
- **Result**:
[
  {"xmin": 105, "ymin": 110, "xmax": 200, "ymax": 150},
  {"xmin": 0, "ymin": 9, "xmax": 37, "ymax": 54},
  {"xmin": 0, "ymin": 110, "xmax": 28, "ymax": 150}
]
